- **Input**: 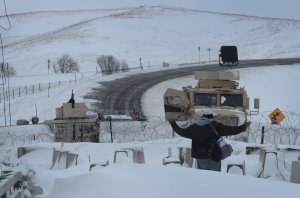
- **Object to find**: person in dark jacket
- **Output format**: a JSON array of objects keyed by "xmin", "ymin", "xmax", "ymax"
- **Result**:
[
  {"xmin": 168, "ymin": 107, "xmax": 251, "ymax": 171},
  {"xmin": 68, "ymin": 90, "xmax": 75, "ymax": 108}
]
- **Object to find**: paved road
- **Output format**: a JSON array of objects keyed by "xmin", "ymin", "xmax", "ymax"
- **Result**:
[{"xmin": 84, "ymin": 58, "xmax": 300, "ymax": 116}]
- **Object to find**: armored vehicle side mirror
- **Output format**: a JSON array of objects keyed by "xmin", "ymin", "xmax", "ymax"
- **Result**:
[{"xmin": 164, "ymin": 88, "xmax": 190, "ymax": 121}]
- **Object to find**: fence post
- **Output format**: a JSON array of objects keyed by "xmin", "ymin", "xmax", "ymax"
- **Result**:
[
  {"xmin": 48, "ymin": 82, "xmax": 50, "ymax": 89},
  {"xmin": 107, "ymin": 116, "xmax": 113, "ymax": 143},
  {"xmin": 19, "ymin": 87, "xmax": 20, "ymax": 97},
  {"xmin": 261, "ymin": 126, "xmax": 265, "ymax": 144},
  {"xmin": 32, "ymin": 85, "xmax": 34, "ymax": 94},
  {"xmin": 110, "ymin": 120, "xmax": 113, "ymax": 143}
]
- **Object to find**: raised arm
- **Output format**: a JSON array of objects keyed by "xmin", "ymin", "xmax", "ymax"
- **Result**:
[
  {"xmin": 214, "ymin": 121, "xmax": 251, "ymax": 136},
  {"xmin": 169, "ymin": 121, "xmax": 194, "ymax": 139}
]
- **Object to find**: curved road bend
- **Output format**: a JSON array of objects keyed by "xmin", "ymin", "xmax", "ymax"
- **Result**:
[{"xmin": 84, "ymin": 58, "xmax": 300, "ymax": 116}]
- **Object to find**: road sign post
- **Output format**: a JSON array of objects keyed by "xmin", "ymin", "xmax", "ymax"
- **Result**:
[{"xmin": 261, "ymin": 126, "xmax": 265, "ymax": 144}]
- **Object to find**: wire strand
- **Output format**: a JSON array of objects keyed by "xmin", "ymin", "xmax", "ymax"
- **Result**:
[
  {"xmin": 0, "ymin": 33, "xmax": 7, "ymax": 85},
  {"xmin": 0, "ymin": 0, "xmax": 10, "ymax": 84},
  {"xmin": 0, "ymin": 0, "xmax": 11, "ymax": 31}
]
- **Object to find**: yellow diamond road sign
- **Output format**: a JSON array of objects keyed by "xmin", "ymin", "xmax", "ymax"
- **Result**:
[{"xmin": 269, "ymin": 108, "xmax": 285, "ymax": 124}]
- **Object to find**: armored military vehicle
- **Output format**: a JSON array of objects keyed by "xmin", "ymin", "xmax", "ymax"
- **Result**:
[
  {"xmin": 164, "ymin": 70, "xmax": 260, "ymax": 127},
  {"xmin": 44, "ymin": 102, "xmax": 99, "ymax": 143},
  {"xmin": 44, "ymin": 91, "xmax": 99, "ymax": 143}
]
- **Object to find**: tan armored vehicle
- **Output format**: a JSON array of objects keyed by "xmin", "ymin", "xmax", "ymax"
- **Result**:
[
  {"xmin": 44, "ymin": 91, "xmax": 99, "ymax": 143},
  {"xmin": 164, "ymin": 70, "xmax": 260, "ymax": 126},
  {"xmin": 44, "ymin": 102, "xmax": 99, "ymax": 142}
]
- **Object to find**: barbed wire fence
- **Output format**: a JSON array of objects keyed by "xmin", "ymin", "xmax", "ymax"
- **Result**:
[
  {"xmin": 99, "ymin": 116, "xmax": 173, "ymax": 143},
  {"xmin": 0, "ymin": 111, "xmax": 299, "ymax": 147},
  {"xmin": 100, "ymin": 112, "xmax": 300, "ymax": 146},
  {"xmin": 245, "ymin": 111, "xmax": 300, "ymax": 146},
  {"xmin": 0, "ymin": 124, "xmax": 54, "ymax": 148}
]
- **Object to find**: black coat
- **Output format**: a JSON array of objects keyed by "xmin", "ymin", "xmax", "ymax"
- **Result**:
[{"xmin": 170, "ymin": 120, "xmax": 247, "ymax": 159}]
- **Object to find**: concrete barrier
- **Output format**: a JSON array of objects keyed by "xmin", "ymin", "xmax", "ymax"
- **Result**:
[
  {"xmin": 18, "ymin": 146, "xmax": 50, "ymax": 158},
  {"xmin": 227, "ymin": 160, "xmax": 246, "ymax": 175},
  {"xmin": 90, "ymin": 160, "xmax": 109, "ymax": 171},
  {"xmin": 51, "ymin": 149, "xmax": 78, "ymax": 169},
  {"xmin": 257, "ymin": 148, "xmax": 278, "ymax": 178},
  {"xmin": 246, "ymin": 146, "xmax": 261, "ymax": 155},
  {"xmin": 52, "ymin": 151, "xmax": 68, "ymax": 169},
  {"xmin": 180, "ymin": 147, "xmax": 193, "ymax": 168},
  {"xmin": 131, "ymin": 147, "xmax": 145, "ymax": 164},
  {"xmin": 162, "ymin": 147, "xmax": 181, "ymax": 166},
  {"xmin": 17, "ymin": 147, "xmax": 26, "ymax": 158},
  {"xmin": 114, "ymin": 147, "xmax": 145, "ymax": 164},
  {"xmin": 290, "ymin": 161, "xmax": 300, "ymax": 184},
  {"xmin": 162, "ymin": 147, "xmax": 193, "ymax": 167},
  {"xmin": 113, "ymin": 150, "xmax": 130, "ymax": 163}
]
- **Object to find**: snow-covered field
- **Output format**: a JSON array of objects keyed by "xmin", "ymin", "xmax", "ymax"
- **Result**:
[
  {"xmin": 2, "ymin": 0, "xmax": 300, "ymax": 75},
  {"xmin": 1, "ymin": 0, "xmax": 300, "ymax": 198}
]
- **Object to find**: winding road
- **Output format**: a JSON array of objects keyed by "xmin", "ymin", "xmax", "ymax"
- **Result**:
[{"xmin": 84, "ymin": 58, "xmax": 300, "ymax": 116}]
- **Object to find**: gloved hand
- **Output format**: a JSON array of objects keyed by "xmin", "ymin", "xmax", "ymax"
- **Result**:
[
  {"xmin": 244, "ymin": 121, "xmax": 251, "ymax": 128},
  {"xmin": 167, "ymin": 118, "xmax": 176, "ymax": 123}
]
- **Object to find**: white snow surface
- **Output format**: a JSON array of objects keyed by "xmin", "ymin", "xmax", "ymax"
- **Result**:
[
  {"xmin": 2, "ymin": 0, "xmax": 300, "ymax": 76},
  {"xmin": 1, "ymin": 1, "xmax": 300, "ymax": 198}
]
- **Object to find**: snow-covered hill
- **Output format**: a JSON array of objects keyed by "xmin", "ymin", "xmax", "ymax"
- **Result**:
[{"xmin": 2, "ymin": 1, "xmax": 300, "ymax": 76}]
